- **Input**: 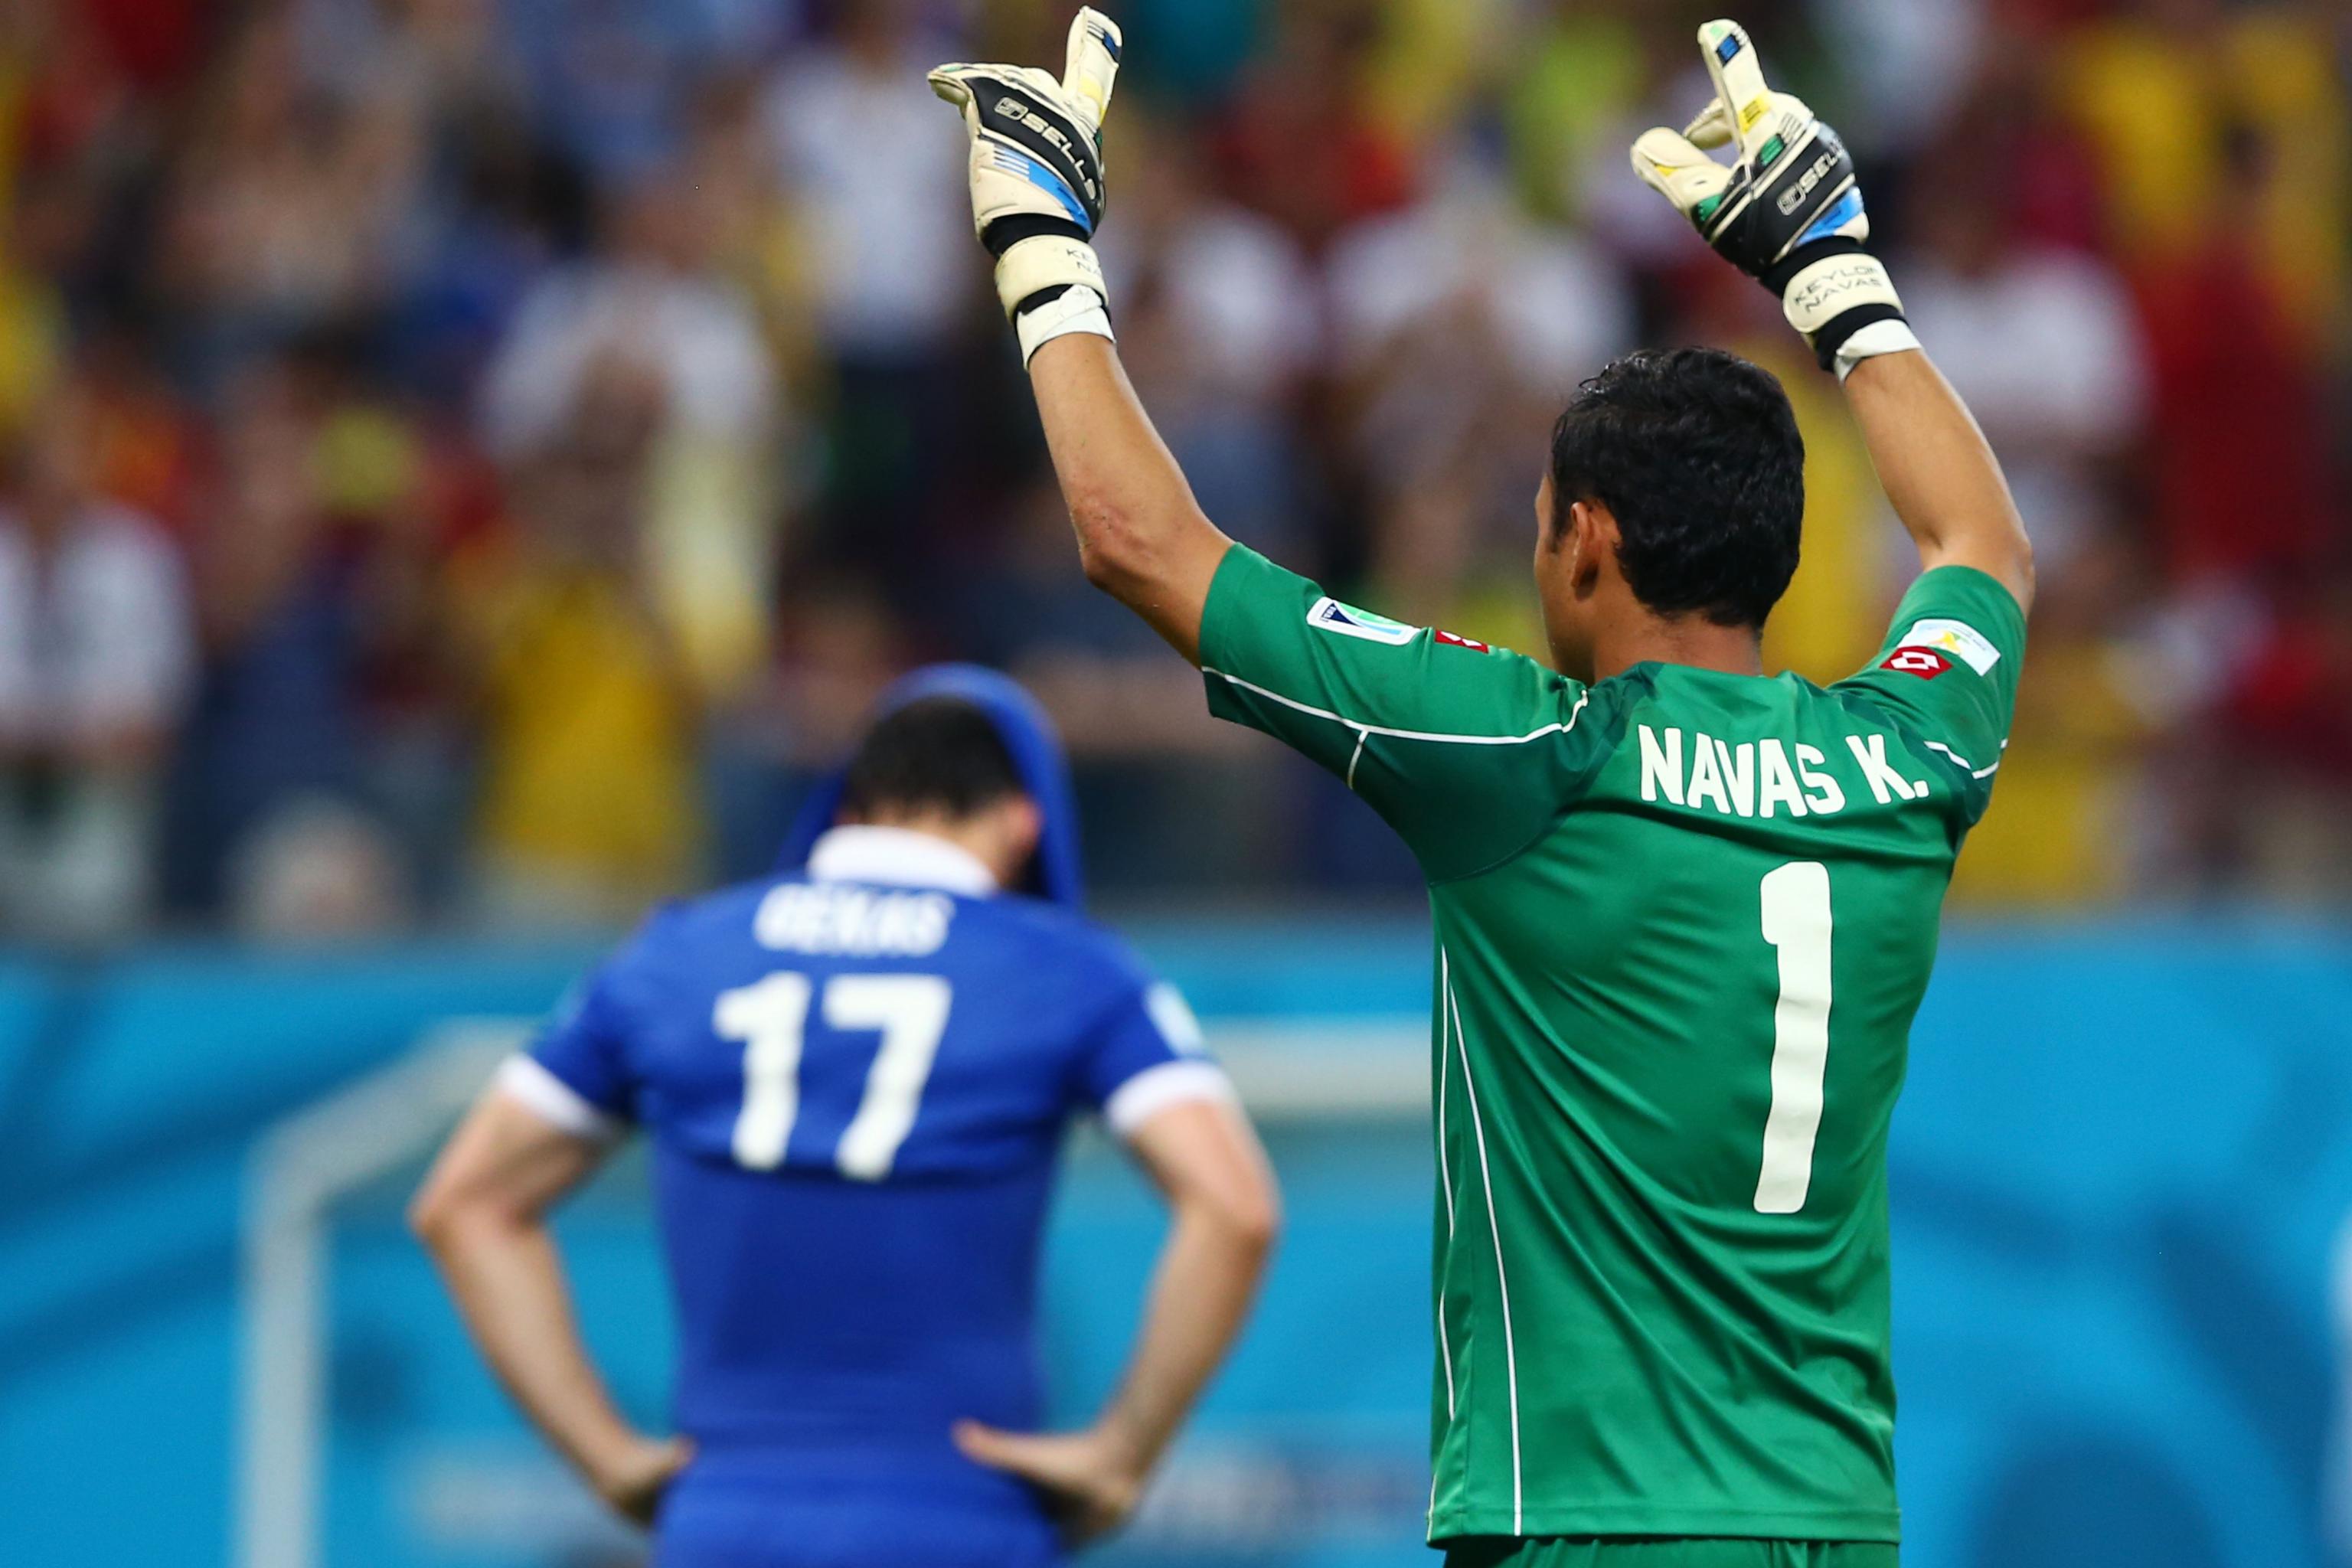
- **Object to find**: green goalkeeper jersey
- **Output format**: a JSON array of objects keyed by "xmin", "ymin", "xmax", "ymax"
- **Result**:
[{"xmin": 1199, "ymin": 545, "xmax": 2027, "ymax": 1546}]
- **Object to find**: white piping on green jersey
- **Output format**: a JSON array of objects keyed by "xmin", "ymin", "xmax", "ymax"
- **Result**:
[
  {"xmin": 1922, "ymin": 738, "xmax": 2001, "ymax": 779},
  {"xmin": 1204, "ymin": 668, "xmax": 1591, "ymax": 748},
  {"xmin": 1435, "ymin": 950, "xmax": 1459, "ymax": 1413},
  {"xmin": 1429, "ymin": 949, "xmax": 1449, "ymax": 1419},
  {"xmin": 1431, "ymin": 952, "xmax": 1459, "ymax": 1524},
  {"xmin": 1447, "ymin": 961, "xmax": 1522, "ymax": 1532}
]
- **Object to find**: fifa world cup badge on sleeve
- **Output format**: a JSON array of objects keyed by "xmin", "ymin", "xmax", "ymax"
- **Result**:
[{"xmin": 1307, "ymin": 596, "xmax": 1419, "ymax": 646}]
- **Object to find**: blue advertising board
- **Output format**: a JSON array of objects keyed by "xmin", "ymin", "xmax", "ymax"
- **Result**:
[{"xmin": 3, "ymin": 920, "xmax": 2350, "ymax": 1568}]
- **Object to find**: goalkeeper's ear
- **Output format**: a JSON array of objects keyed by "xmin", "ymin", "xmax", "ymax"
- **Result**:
[{"xmin": 1061, "ymin": 7, "xmax": 1122, "ymax": 136}]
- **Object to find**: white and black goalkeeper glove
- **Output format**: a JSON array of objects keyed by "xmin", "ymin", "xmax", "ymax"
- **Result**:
[
  {"xmin": 1632, "ymin": 19, "xmax": 1920, "ymax": 378},
  {"xmin": 930, "ymin": 8, "xmax": 1122, "ymax": 366}
]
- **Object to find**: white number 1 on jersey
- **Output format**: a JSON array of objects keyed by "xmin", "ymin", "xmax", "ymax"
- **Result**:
[
  {"xmin": 1756, "ymin": 861, "xmax": 1833, "ymax": 1214},
  {"xmin": 717, "ymin": 972, "xmax": 954, "ymax": 1181}
]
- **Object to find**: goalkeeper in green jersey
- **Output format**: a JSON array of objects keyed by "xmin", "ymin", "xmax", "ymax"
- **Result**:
[{"xmin": 932, "ymin": 15, "xmax": 2032, "ymax": 1566}]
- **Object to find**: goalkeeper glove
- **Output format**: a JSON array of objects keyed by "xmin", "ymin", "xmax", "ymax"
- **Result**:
[
  {"xmin": 930, "ymin": 8, "xmax": 1122, "ymax": 366},
  {"xmin": 1631, "ymin": 19, "xmax": 1919, "ymax": 378}
]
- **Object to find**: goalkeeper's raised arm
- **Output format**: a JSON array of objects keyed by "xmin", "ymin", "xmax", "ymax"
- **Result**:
[
  {"xmin": 1631, "ymin": 19, "xmax": 2034, "ymax": 612},
  {"xmin": 930, "ymin": 9, "xmax": 1230, "ymax": 664}
]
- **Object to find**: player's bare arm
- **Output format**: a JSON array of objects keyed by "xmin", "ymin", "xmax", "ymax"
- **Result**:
[
  {"xmin": 1632, "ymin": 18, "xmax": 2033, "ymax": 614},
  {"xmin": 955, "ymin": 1093, "xmax": 1280, "ymax": 1543},
  {"xmin": 410, "ymin": 1089, "xmax": 691, "ymax": 1527},
  {"xmin": 1027, "ymin": 335, "xmax": 1230, "ymax": 662},
  {"xmin": 931, "ymin": 10, "xmax": 1230, "ymax": 665},
  {"xmin": 1842, "ymin": 353, "xmax": 2034, "ymax": 611}
]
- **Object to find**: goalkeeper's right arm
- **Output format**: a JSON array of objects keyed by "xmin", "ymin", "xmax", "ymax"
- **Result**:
[
  {"xmin": 930, "ymin": 10, "xmax": 1233, "ymax": 663},
  {"xmin": 1024, "ymin": 334, "xmax": 1232, "ymax": 665}
]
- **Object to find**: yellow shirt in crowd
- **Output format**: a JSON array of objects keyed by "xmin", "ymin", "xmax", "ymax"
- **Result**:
[{"xmin": 454, "ymin": 547, "xmax": 701, "ymax": 911}]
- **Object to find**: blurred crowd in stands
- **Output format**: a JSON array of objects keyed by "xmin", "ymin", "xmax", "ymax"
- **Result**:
[{"xmin": 0, "ymin": 0, "xmax": 2346, "ymax": 942}]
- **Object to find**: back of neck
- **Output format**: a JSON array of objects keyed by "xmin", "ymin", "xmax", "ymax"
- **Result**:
[{"xmin": 1592, "ymin": 616, "xmax": 1766, "ymax": 683}]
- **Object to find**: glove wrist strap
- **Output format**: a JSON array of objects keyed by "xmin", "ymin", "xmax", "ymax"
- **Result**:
[
  {"xmin": 1829, "ymin": 318, "xmax": 1922, "ymax": 382},
  {"xmin": 995, "ymin": 234, "xmax": 1107, "ymax": 319},
  {"xmin": 1774, "ymin": 247, "xmax": 1911, "ymax": 374},
  {"xmin": 1014, "ymin": 284, "xmax": 1114, "ymax": 366}
]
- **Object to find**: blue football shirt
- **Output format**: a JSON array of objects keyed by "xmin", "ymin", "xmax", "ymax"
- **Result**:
[{"xmin": 499, "ymin": 826, "xmax": 1229, "ymax": 1565}]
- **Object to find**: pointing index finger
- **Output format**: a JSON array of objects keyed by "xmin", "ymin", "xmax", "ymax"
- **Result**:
[
  {"xmin": 1697, "ymin": 20, "xmax": 1775, "ymax": 155},
  {"xmin": 1061, "ymin": 6, "xmax": 1123, "ymax": 136}
]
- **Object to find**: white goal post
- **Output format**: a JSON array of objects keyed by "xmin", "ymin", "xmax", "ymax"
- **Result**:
[{"xmin": 234, "ymin": 1013, "xmax": 1427, "ymax": 1568}]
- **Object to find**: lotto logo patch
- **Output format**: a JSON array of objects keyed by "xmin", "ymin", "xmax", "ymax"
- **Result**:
[
  {"xmin": 1432, "ymin": 629, "xmax": 1490, "ymax": 652},
  {"xmin": 1306, "ymin": 596, "xmax": 1419, "ymax": 645},
  {"xmin": 1881, "ymin": 646, "xmax": 1953, "ymax": 680}
]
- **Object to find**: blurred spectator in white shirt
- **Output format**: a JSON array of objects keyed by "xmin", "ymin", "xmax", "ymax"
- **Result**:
[
  {"xmin": 480, "ymin": 171, "xmax": 776, "ymax": 456},
  {"xmin": 1808, "ymin": 0, "xmax": 1984, "ymax": 155},
  {"xmin": 1325, "ymin": 152, "xmax": 1634, "ymax": 626},
  {"xmin": 1896, "ymin": 158, "xmax": 2148, "ymax": 577},
  {"xmin": 1099, "ymin": 116, "xmax": 1322, "ymax": 562},
  {"xmin": 762, "ymin": 0, "xmax": 968, "ymax": 360},
  {"xmin": 480, "ymin": 168, "xmax": 781, "ymax": 695},
  {"xmin": 760, "ymin": 0, "xmax": 976, "ymax": 581},
  {"xmin": 0, "ymin": 387, "xmax": 193, "ymax": 942}
]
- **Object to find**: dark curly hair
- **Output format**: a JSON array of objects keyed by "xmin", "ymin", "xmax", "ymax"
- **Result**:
[{"xmin": 1547, "ymin": 347, "xmax": 1805, "ymax": 630}]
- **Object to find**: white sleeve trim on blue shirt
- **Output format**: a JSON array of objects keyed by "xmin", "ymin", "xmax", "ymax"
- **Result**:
[
  {"xmin": 1144, "ymin": 982, "xmax": 1206, "ymax": 1055},
  {"xmin": 1103, "ymin": 1060, "xmax": 1236, "ymax": 1139},
  {"xmin": 496, "ymin": 1054, "xmax": 629, "ymax": 1142}
]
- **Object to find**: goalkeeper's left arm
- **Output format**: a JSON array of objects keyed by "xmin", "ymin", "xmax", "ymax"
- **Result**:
[
  {"xmin": 1630, "ymin": 19, "xmax": 2033, "ymax": 611},
  {"xmin": 931, "ymin": 9, "xmax": 1232, "ymax": 664}
]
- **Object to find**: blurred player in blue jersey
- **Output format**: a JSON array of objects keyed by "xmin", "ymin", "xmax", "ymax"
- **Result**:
[{"xmin": 411, "ymin": 666, "xmax": 1279, "ymax": 1568}]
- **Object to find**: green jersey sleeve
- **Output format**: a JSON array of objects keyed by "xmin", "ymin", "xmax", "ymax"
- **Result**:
[
  {"xmin": 1197, "ymin": 544, "xmax": 1599, "ymax": 880},
  {"xmin": 1830, "ymin": 564, "xmax": 2027, "ymax": 824}
]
